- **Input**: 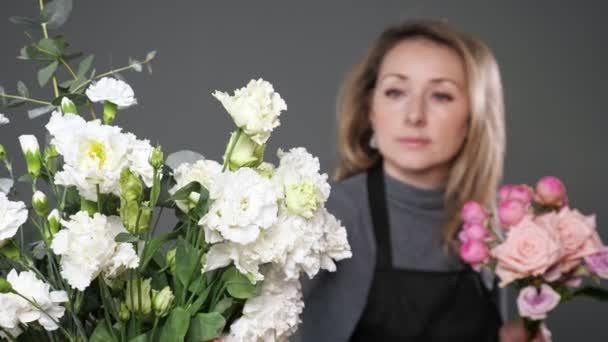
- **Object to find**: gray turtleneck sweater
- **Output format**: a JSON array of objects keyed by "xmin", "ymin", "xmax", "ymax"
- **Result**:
[{"xmin": 294, "ymin": 171, "xmax": 494, "ymax": 342}]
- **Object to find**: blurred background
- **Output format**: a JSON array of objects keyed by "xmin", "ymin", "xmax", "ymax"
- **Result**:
[{"xmin": 1, "ymin": 1, "xmax": 606, "ymax": 340}]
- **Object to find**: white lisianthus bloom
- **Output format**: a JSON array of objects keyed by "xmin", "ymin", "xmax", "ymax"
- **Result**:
[
  {"xmin": 0, "ymin": 192, "xmax": 28, "ymax": 245},
  {"xmin": 0, "ymin": 113, "xmax": 9, "ymax": 125},
  {"xmin": 212, "ymin": 79, "xmax": 287, "ymax": 145},
  {"xmin": 46, "ymin": 112, "xmax": 156, "ymax": 200},
  {"xmin": 169, "ymin": 159, "xmax": 222, "ymax": 213},
  {"xmin": 85, "ymin": 77, "xmax": 137, "ymax": 108},
  {"xmin": 6, "ymin": 269, "xmax": 68, "ymax": 331},
  {"xmin": 200, "ymin": 167, "xmax": 279, "ymax": 245},
  {"xmin": 224, "ymin": 268, "xmax": 304, "ymax": 342},
  {"xmin": 203, "ymin": 207, "xmax": 351, "ymax": 281},
  {"xmin": 51, "ymin": 211, "xmax": 139, "ymax": 291},
  {"xmin": 273, "ymin": 147, "xmax": 330, "ymax": 219}
]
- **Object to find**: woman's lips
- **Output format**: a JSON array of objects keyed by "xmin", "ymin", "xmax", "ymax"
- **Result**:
[{"xmin": 397, "ymin": 137, "xmax": 431, "ymax": 148}]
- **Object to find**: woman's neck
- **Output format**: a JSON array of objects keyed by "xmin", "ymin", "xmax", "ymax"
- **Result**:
[{"xmin": 383, "ymin": 159, "xmax": 448, "ymax": 191}]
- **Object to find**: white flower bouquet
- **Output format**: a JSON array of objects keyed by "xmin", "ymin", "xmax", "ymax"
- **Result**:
[{"xmin": 0, "ymin": 1, "xmax": 351, "ymax": 341}]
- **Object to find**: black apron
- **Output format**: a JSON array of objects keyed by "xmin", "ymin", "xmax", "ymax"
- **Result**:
[{"xmin": 350, "ymin": 164, "xmax": 502, "ymax": 342}]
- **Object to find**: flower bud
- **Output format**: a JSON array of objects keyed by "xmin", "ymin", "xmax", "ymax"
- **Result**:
[
  {"xmin": 536, "ymin": 176, "xmax": 567, "ymax": 207},
  {"xmin": 32, "ymin": 190, "xmax": 48, "ymax": 217},
  {"xmin": 463, "ymin": 222, "xmax": 489, "ymax": 241},
  {"xmin": 43, "ymin": 145, "xmax": 60, "ymax": 174},
  {"xmin": 0, "ymin": 144, "xmax": 6, "ymax": 161},
  {"xmin": 224, "ymin": 131, "xmax": 264, "ymax": 171},
  {"xmin": 152, "ymin": 286, "xmax": 174, "ymax": 317},
  {"xmin": 125, "ymin": 277, "xmax": 152, "ymax": 316},
  {"xmin": 47, "ymin": 209, "xmax": 61, "ymax": 236},
  {"xmin": 119, "ymin": 302, "xmax": 131, "ymax": 321},
  {"xmin": 61, "ymin": 97, "xmax": 78, "ymax": 115},
  {"xmin": 460, "ymin": 201, "xmax": 487, "ymax": 224},
  {"xmin": 498, "ymin": 199, "xmax": 527, "ymax": 229},
  {"xmin": 459, "ymin": 240, "xmax": 489, "ymax": 264},
  {"xmin": 148, "ymin": 145, "xmax": 164, "ymax": 169},
  {"xmin": 255, "ymin": 162, "xmax": 275, "ymax": 179},
  {"xmin": 19, "ymin": 135, "xmax": 41, "ymax": 179},
  {"xmin": 0, "ymin": 277, "xmax": 12, "ymax": 293},
  {"xmin": 166, "ymin": 248, "xmax": 176, "ymax": 274}
]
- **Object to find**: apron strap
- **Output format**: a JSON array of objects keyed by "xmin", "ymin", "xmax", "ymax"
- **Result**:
[{"xmin": 366, "ymin": 162, "xmax": 393, "ymax": 269}]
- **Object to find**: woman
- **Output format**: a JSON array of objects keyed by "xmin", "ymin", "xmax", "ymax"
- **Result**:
[{"xmin": 297, "ymin": 19, "xmax": 541, "ymax": 342}]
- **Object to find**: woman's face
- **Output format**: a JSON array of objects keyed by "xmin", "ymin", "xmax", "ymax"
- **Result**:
[{"xmin": 369, "ymin": 38, "xmax": 470, "ymax": 187}]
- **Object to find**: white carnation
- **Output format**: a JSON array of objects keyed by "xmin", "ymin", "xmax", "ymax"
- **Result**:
[
  {"xmin": 169, "ymin": 159, "xmax": 222, "ymax": 213},
  {"xmin": 51, "ymin": 212, "xmax": 139, "ymax": 291},
  {"xmin": 6, "ymin": 269, "xmax": 68, "ymax": 331},
  {"xmin": 46, "ymin": 112, "xmax": 155, "ymax": 200},
  {"xmin": 0, "ymin": 192, "xmax": 28, "ymax": 245},
  {"xmin": 200, "ymin": 168, "xmax": 279, "ymax": 245},
  {"xmin": 85, "ymin": 77, "xmax": 137, "ymax": 108},
  {"xmin": 225, "ymin": 268, "xmax": 304, "ymax": 342},
  {"xmin": 212, "ymin": 79, "xmax": 287, "ymax": 145},
  {"xmin": 274, "ymin": 148, "xmax": 330, "ymax": 218},
  {"xmin": 0, "ymin": 293, "xmax": 26, "ymax": 334},
  {"xmin": 0, "ymin": 113, "xmax": 9, "ymax": 125}
]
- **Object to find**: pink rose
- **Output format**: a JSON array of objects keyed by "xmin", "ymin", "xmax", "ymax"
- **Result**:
[
  {"xmin": 460, "ymin": 240, "xmax": 489, "ymax": 264},
  {"xmin": 461, "ymin": 201, "xmax": 487, "ymax": 224},
  {"xmin": 585, "ymin": 248, "xmax": 608, "ymax": 279},
  {"xmin": 458, "ymin": 230, "xmax": 470, "ymax": 243},
  {"xmin": 517, "ymin": 284, "xmax": 561, "ymax": 320},
  {"xmin": 491, "ymin": 217, "xmax": 561, "ymax": 287},
  {"xmin": 498, "ymin": 199, "xmax": 528, "ymax": 229},
  {"xmin": 538, "ymin": 208, "xmax": 603, "ymax": 272},
  {"xmin": 542, "ymin": 266, "xmax": 562, "ymax": 282},
  {"xmin": 499, "ymin": 184, "xmax": 534, "ymax": 206},
  {"xmin": 463, "ymin": 222, "xmax": 490, "ymax": 241},
  {"xmin": 536, "ymin": 176, "xmax": 567, "ymax": 207}
]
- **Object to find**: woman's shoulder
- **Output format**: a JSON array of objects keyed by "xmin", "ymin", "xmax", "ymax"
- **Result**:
[{"xmin": 326, "ymin": 172, "xmax": 369, "ymax": 227}]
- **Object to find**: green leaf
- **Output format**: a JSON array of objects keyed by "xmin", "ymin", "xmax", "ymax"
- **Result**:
[
  {"xmin": 51, "ymin": 93, "xmax": 87, "ymax": 106},
  {"xmin": 573, "ymin": 286, "xmax": 608, "ymax": 301},
  {"xmin": 0, "ymin": 242, "xmax": 20, "ymax": 261},
  {"xmin": 139, "ymin": 229, "xmax": 182, "ymax": 272},
  {"xmin": 63, "ymin": 51, "xmax": 84, "ymax": 61},
  {"xmin": 129, "ymin": 334, "xmax": 148, "ymax": 342},
  {"xmin": 146, "ymin": 50, "xmax": 157, "ymax": 61},
  {"xmin": 115, "ymin": 232, "xmax": 139, "ymax": 243},
  {"xmin": 69, "ymin": 75, "xmax": 88, "ymax": 93},
  {"xmin": 89, "ymin": 319, "xmax": 116, "ymax": 342},
  {"xmin": 17, "ymin": 174, "xmax": 32, "ymax": 183},
  {"xmin": 0, "ymin": 86, "xmax": 6, "ymax": 106},
  {"xmin": 186, "ymin": 286, "xmax": 211, "ymax": 316},
  {"xmin": 222, "ymin": 267, "xmax": 258, "ymax": 300},
  {"xmin": 37, "ymin": 37, "xmax": 65, "ymax": 57},
  {"xmin": 189, "ymin": 187, "xmax": 210, "ymax": 218},
  {"xmin": 77, "ymin": 54, "xmax": 95, "ymax": 77},
  {"xmin": 38, "ymin": 61, "xmax": 59, "ymax": 87},
  {"xmin": 159, "ymin": 307, "xmax": 191, "ymax": 342},
  {"xmin": 150, "ymin": 173, "xmax": 161, "ymax": 208},
  {"xmin": 186, "ymin": 312, "xmax": 226, "ymax": 342},
  {"xmin": 167, "ymin": 181, "xmax": 201, "ymax": 202},
  {"xmin": 17, "ymin": 81, "xmax": 29, "ymax": 98},
  {"xmin": 42, "ymin": 0, "xmax": 73, "ymax": 30},
  {"xmin": 9, "ymin": 16, "xmax": 41, "ymax": 28},
  {"xmin": 212, "ymin": 297, "xmax": 233, "ymax": 314},
  {"xmin": 176, "ymin": 239, "xmax": 201, "ymax": 288}
]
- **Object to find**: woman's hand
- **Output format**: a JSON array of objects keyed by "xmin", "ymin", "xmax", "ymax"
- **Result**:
[{"xmin": 499, "ymin": 320, "xmax": 550, "ymax": 342}]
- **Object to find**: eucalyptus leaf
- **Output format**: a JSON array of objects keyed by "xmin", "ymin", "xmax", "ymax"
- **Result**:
[
  {"xmin": 63, "ymin": 51, "xmax": 84, "ymax": 61},
  {"xmin": 37, "ymin": 37, "xmax": 65, "ymax": 57},
  {"xmin": 159, "ymin": 307, "xmax": 191, "ymax": 342},
  {"xmin": 17, "ymin": 81, "xmax": 29, "ymax": 98},
  {"xmin": 9, "ymin": 16, "xmax": 41, "ymax": 28},
  {"xmin": 0, "ymin": 178, "xmax": 13, "ymax": 193},
  {"xmin": 27, "ymin": 105, "xmax": 55, "ymax": 119},
  {"xmin": 77, "ymin": 54, "xmax": 95, "ymax": 77},
  {"xmin": 185, "ymin": 312, "xmax": 226, "ymax": 342},
  {"xmin": 42, "ymin": 0, "xmax": 74, "ymax": 30},
  {"xmin": 165, "ymin": 150, "xmax": 206, "ymax": 170},
  {"xmin": 0, "ymin": 86, "xmax": 6, "ymax": 106},
  {"xmin": 69, "ymin": 75, "xmax": 88, "ymax": 93},
  {"xmin": 51, "ymin": 93, "xmax": 87, "ymax": 106},
  {"xmin": 146, "ymin": 50, "xmax": 157, "ymax": 60},
  {"xmin": 38, "ymin": 60, "xmax": 59, "ymax": 87},
  {"xmin": 7, "ymin": 99, "xmax": 26, "ymax": 108}
]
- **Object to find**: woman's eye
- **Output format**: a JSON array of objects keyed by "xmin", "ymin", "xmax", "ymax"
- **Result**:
[
  {"xmin": 432, "ymin": 92, "xmax": 453, "ymax": 102},
  {"xmin": 384, "ymin": 88, "xmax": 403, "ymax": 98}
]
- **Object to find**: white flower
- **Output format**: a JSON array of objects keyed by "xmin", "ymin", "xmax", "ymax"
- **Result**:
[
  {"xmin": 85, "ymin": 77, "xmax": 137, "ymax": 108},
  {"xmin": 46, "ymin": 112, "xmax": 155, "ymax": 200},
  {"xmin": 7, "ymin": 269, "xmax": 68, "ymax": 331},
  {"xmin": 225, "ymin": 268, "xmax": 304, "ymax": 342},
  {"xmin": 169, "ymin": 159, "xmax": 222, "ymax": 213},
  {"xmin": 200, "ymin": 167, "xmax": 279, "ymax": 245},
  {"xmin": 0, "ymin": 293, "xmax": 26, "ymax": 333},
  {"xmin": 274, "ymin": 148, "xmax": 330, "ymax": 218},
  {"xmin": 0, "ymin": 113, "xmax": 9, "ymax": 125},
  {"xmin": 203, "ymin": 208, "xmax": 351, "ymax": 281},
  {"xmin": 212, "ymin": 79, "xmax": 287, "ymax": 145},
  {"xmin": 0, "ymin": 192, "xmax": 28, "ymax": 245},
  {"xmin": 51, "ymin": 211, "xmax": 139, "ymax": 291}
]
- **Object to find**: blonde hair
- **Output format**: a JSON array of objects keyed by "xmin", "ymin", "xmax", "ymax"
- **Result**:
[{"xmin": 335, "ymin": 19, "xmax": 506, "ymax": 246}]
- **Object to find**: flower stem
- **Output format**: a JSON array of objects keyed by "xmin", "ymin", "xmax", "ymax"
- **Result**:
[
  {"xmin": 0, "ymin": 93, "xmax": 53, "ymax": 106},
  {"xmin": 222, "ymin": 128, "xmax": 242, "ymax": 172},
  {"xmin": 147, "ymin": 316, "xmax": 160, "ymax": 342},
  {"xmin": 13, "ymin": 291, "xmax": 75, "ymax": 342},
  {"xmin": 72, "ymin": 57, "xmax": 156, "ymax": 94}
]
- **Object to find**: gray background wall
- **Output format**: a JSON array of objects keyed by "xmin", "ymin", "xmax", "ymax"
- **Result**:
[{"xmin": 1, "ymin": 1, "xmax": 606, "ymax": 340}]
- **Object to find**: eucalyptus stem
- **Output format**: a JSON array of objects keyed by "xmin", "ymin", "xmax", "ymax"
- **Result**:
[
  {"xmin": 0, "ymin": 93, "xmax": 53, "ymax": 106},
  {"xmin": 72, "ymin": 57, "xmax": 156, "ymax": 93},
  {"xmin": 39, "ymin": 0, "xmax": 60, "ymax": 98},
  {"xmin": 59, "ymin": 57, "xmax": 78, "ymax": 80}
]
